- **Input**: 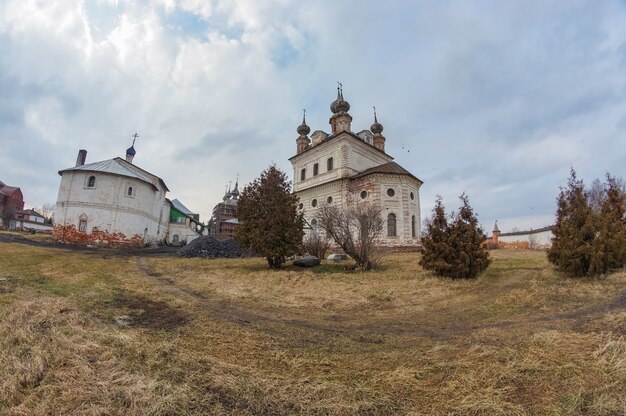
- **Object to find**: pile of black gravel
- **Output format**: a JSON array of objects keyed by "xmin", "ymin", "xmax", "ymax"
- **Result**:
[{"xmin": 177, "ymin": 236, "xmax": 241, "ymax": 258}]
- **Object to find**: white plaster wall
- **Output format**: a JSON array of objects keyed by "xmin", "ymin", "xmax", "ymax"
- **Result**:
[
  {"xmin": 374, "ymin": 175, "xmax": 421, "ymax": 245},
  {"xmin": 16, "ymin": 221, "xmax": 53, "ymax": 231},
  {"xmin": 295, "ymin": 175, "xmax": 421, "ymax": 246},
  {"xmin": 54, "ymin": 171, "xmax": 169, "ymax": 243},
  {"xmin": 345, "ymin": 139, "xmax": 391, "ymax": 175},
  {"xmin": 167, "ymin": 222, "xmax": 198, "ymax": 244},
  {"xmin": 499, "ymin": 230, "xmax": 553, "ymax": 247},
  {"xmin": 292, "ymin": 134, "xmax": 392, "ymax": 193}
]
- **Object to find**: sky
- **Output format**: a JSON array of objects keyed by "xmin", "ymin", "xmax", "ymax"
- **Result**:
[{"xmin": 1, "ymin": 0, "xmax": 625, "ymax": 233}]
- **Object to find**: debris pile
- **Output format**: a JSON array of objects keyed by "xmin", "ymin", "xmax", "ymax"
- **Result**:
[{"xmin": 177, "ymin": 236, "xmax": 241, "ymax": 258}]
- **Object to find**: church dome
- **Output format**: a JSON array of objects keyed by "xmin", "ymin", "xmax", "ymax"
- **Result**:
[
  {"xmin": 370, "ymin": 107, "xmax": 383, "ymax": 134},
  {"xmin": 297, "ymin": 110, "xmax": 310, "ymax": 135},
  {"xmin": 126, "ymin": 145, "xmax": 136, "ymax": 156},
  {"xmin": 330, "ymin": 86, "xmax": 350, "ymax": 114}
]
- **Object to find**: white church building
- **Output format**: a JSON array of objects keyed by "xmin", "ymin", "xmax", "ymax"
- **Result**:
[
  {"xmin": 53, "ymin": 141, "xmax": 188, "ymax": 247},
  {"xmin": 290, "ymin": 86, "xmax": 423, "ymax": 248}
]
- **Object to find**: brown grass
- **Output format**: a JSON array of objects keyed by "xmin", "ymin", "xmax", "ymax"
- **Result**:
[{"xmin": 0, "ymin": 244, "xmax": 625, "ymax": 415}]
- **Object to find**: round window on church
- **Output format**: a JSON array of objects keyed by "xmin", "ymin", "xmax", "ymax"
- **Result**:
[
  {"xmin": 360, "ymin": 191, "xmax": 367, "ymax": 199},
  {"xmin": 311, "ymin": 199, "xmax": 317, "ymax": 207},
  {"xmin": 410, "ymin": 192, "xmax": 415, "ymax": 200},
  {"xmin": 327, "ymin": 196, "xmax": 333, "ymax": 204},
  {"xmin": 298, "ymin": 203, "xmax": 303, "ymax": 210},
  {"xmin": 387, "ymin": 188, "xmax": 395, "ymax": 197}
]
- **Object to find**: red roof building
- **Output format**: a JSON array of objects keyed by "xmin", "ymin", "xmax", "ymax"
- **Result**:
[{"xmin": 0, "ymin": 180, "xmax": 25, "ymax": 229}]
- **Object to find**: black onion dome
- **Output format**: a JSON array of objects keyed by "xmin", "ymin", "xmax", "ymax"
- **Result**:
[
  {"xmin": 297, "ymin": 123, "xmax": 310, "ymax": 135},
  {"xmin": 330, "ymin": 87, "xmax": 350, "ymax": 114},
  {"xmin": 126, "ymin": 145, "xmax": 136, "ymax": 156},
  {"xmin": 371, "ymin": 121, "xmax": 383, "ymax": 134},
  {"xmin": 370, "ymin": 107, "xmax": 383, "ymax": 134},
  {"xmin": 297, "ymin": 112, "xmax": 310, "ymax": 135}
]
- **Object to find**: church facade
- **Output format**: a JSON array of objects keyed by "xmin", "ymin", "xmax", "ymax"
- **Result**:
[
  {"xmin": 289, "ymin": 88, "xmax": 423, "ymax": 249},
  {"xmin": 53, "ymin": 141, "xmax": 199, "ymax": 247},
  {"xmin": 289, "ymin": 87, "xmax": 423, "ymax": 248}
]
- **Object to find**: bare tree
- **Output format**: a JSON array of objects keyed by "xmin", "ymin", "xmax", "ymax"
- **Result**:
[
  {"xmin": 40, "ymin": 203, "xmax": 56, "ymax": 224},
  {"xmin": 1, "ymin": 203, "xmax": 16, "ymax": 230},
  {"xmin": 315, "ymin": 204, "xmax": 384, "ymax": 271},
  {"xmin": 589, "ymin": 176, "xmax": 626, "ymax": 213},
  {"xmin": 303, "ymin": 226, "xmax": 331, "ymax": 259}
]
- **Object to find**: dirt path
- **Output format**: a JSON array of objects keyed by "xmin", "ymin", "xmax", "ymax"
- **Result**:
[{"xmin": 134, "ymin": 258, "xmax": 626, "ymax": 343}]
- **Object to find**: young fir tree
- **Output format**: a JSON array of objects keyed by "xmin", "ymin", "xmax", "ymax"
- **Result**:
[
  {"xmin": 420, "ymin": 194, "xmax": 490, "ymax": 279},
  {"xmin": 236, "ymin": 165, "xmax": 304, "ymax": 269},
  {"xmin": 589, "ymin": 174, "xmax": 626, "ymax": 274},
  {"xmin": 547, "ymin": 169, "xmax": 596, "ymax": 276},
  {"xmin": 420, "ymin": 196, "xmax": 453, "ymax": 276},
  {"xmin": 447, "ymin": 194, "xmax": 491, "ymax": 278}
]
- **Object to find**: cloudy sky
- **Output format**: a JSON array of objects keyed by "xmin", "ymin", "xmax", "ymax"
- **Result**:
[{"xmin": 1, "ymin": 0, "xmax": 625, "ymax": 232}]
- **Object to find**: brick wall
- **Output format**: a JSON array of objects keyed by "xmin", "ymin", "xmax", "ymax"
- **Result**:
[{"xmin": 53, "ymin": 224, "xmax": 144, "ymax": 247}]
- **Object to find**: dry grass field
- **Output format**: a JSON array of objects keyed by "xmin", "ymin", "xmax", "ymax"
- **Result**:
[{"xmin": 0, "ymin": 241, "xmax": 625, "ymax": 415}]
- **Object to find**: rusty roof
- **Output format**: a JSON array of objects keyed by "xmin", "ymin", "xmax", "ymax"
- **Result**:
[
  {"xmin": 59, "ymin": 157, "xmax": 169, "ymax": 192},
  {"xmin": 351, "ymin": 162, "xmax": 423, "ymax": 184}
]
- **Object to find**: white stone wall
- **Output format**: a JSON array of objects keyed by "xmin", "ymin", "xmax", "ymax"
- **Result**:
[
  {"xmin": 292, "ymin": 133, "xmax": 392, "ymax": 193},
  {"xmin": 296, "ymin": 174, "xmax": 421, "ymax": 246},
  {"xmin": 16, "ymin": 221, "xmax": 53, "ymax": 232},
  {"xmin": 167, "ymin": 222, "xmax": 198, "ymax": 245},
  {"xmin": 499, "ymin": 229, "xmax": 553, "ymax": 248},
  {"xmin": 54, "ymin": 171, "xmax": 170, "ymax": 243}
]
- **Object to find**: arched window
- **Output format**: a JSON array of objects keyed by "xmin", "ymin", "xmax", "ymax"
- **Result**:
[
  {"xmin": 327, "ymin": 157, "xmax": 334, "ymax": 171},
  {"xmin": 313, "ymin": 163, "xmax": 319, "ymax": 176},
  {"xmin": 127, "ymin": 186, "xmax": 133, "ymax": 196},
  {"xmin": 300, "ymin": 168, "xmax": 306, "ymax": 181},
  {"xmin": 387, "ymin": 213, "xmax": 396, "ymax": 237},
  {"xmin": 310, "ymin": 218, "xmax": 318, "ymax": 237},
  {"xmin": 172, "ymin": 234, "xmax": 179, "ymax": 244},
  {"xmin": 87, "ymin": 176, "xmax": 96, "ymax": 188},
  {"xmin": 412, "ymin": 215, "xmax": 416, "ymax": 238}
]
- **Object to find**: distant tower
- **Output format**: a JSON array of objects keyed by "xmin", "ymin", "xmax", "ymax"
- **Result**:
[
  {"xmin": 126, "ymin": 133, "xmax": 138, "ymax": 163},
  {"xmin": 329, "ymin": 83, "xmax": 352, "ymax": 134},
  {"xmin": 371, "ymin": 106, "xmax": 386, "ymax": 152},
  {"xmin": 230, "ymin": 176, "xmax": 240, "ymax": 200},
  {"xmin": 296, "ymin": 109, "xmax": 311, "ymax": 154},
  {"xmin": 493, "ymin": 221, "xmax": 500, "ymax": 246}
]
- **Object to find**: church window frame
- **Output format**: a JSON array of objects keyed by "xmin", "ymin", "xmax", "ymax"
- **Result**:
[
  {"xmin": 327, "ymin": 196, "xmax": 333, "ymax": 204},
  {"xmin": 78, "ymin": 213, "xmax": 88, "ymax": 233},
  {"xmin": 126, "ymin": 185, "xmax": 135, "ymax": 198},
  {"xmin": 327, "ymin": 157, "xmax": 334, "ymax": 171},
  {"xmin": 311, "ymin": 199, "xmax": 318, "ymax": 207},
  {"xmin": 387, "ymin": 213, "xmax": 397, "ymax": 237},
  {"xmin": 300, "ymin": 168, "xmax": 306, "ymax": 181},
  {"xmin": 387, "ymin": 188, "xmax": 395, "ymax": 197},
  {"xmin": 360, "ymin": 190, "xmax": 368, "ymax": 199},
  {"xmin": 86, "ymin": 175, "xmax": 96, "ymax": 189},
  {"xmin": 172, "ymin": 234, "xmax": 179, "ymax": 244},
  {"xmin": 410, "ymin": 191, "xmax": 415, "ymax": 200},
  {"xmin": 313, "ymin": 163, "xmax": 319, "ymax": 176}
]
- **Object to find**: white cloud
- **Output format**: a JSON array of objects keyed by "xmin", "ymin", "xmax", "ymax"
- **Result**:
[{"xmin": 1, "ymin": 0, "xmax": 625, "ymax": 227}]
